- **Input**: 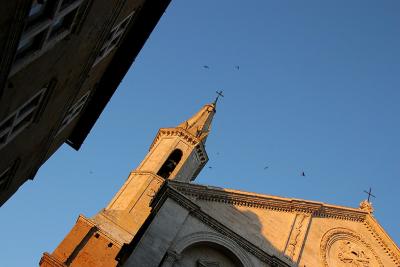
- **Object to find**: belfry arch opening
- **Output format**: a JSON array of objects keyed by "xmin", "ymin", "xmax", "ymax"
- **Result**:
[{"xmin": 157, "ymin": 149, "xmax": 183, "ymax": 179}]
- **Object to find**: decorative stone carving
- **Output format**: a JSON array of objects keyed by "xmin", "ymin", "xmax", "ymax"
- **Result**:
[
  {"xmin": 146, "ymin": 188, "xmax": 156, "ymax": 197},
  {"xmin": 359, "ymin": 200, "xmax": 373, "ymax": 213},
  {"xmin": 320, "ymin": 228, "xmax": 383, "ymax": 267},
  {"xmin": 284, "ymin": 213, "xmax": 311, "ymax": 262},
  {"xmin": 337, "ymin": 240, "xmax": 370, "ymax": 266}
]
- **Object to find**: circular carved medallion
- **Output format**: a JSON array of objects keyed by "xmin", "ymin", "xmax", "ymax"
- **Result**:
[{"xmin": 320, "ymin": 228, "xmax": 383, "ymax": 267}]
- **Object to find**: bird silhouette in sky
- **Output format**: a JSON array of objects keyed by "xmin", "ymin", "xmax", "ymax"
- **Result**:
[
  {"xmin": 208, "ymin": 166, "xmax": 212, "ymax": 169},
  {"xmin": 235, "ymin": 65, "xmax": 240, "ymax": 70},
  {"xmin": 264, "ymin": 166, "xmax": 269, "ymax": 170},
  {"xmin": 203, "ymin": 65, "xmax": 210, "ymax": 69},
  {"xmin": 301, "ymin": 171, "xmax": 306, "ymax": 177}
]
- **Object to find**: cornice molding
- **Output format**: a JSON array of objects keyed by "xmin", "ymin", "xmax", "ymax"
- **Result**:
[
  {"xmin": 149, "ymin": 128, "xmax": 204, "ymax": 153},
  {"xmin": 129, "ymin": 170, "xmax": 164, "ymax": 180},
  {"xmin": 156, "ymin": 183, "xmax": 293, "ymax": 267},
  {"xmin": 77, "ymin": 214, "xmax": 125, "ymax": 247},
  {"xmin": 170, "ymin": 182, "xmax": 368, "ymax": 222},
  {"xmin": 190, "ymin": 142, "xmax": 208, "ymax": 180},
  {"xmin": 363, "ymin": 216, "xmax": 400, "ymax": 265},
  {"xmin": 39, "ymin": 252, "xmax": 64, "ymax": 267}
]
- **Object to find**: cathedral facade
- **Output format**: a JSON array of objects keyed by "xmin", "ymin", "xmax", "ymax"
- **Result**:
[{"xmin": 40, "ymin": 103, "xmax": 399, "ymax": 266}]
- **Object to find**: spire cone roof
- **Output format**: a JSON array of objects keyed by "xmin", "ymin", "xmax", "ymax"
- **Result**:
[{"xmin": 178, "ymin": 103, "xmax": 216, "ymax": 142}]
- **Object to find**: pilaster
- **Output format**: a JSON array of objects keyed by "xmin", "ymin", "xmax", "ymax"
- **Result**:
[
  {"xmin": 284, "ymin": 213, "xmax": 311, "ymax": 263},
  {"xmin": 93, "ymin": 171, "xmax": 164, "ymax": 243}
]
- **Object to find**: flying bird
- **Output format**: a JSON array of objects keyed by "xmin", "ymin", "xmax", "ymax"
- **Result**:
[
  {"xmin": 208, "ymin": 166, "xmax": 212, "ymax": 169},
  {"xmin": 301, "ymin": 171, "xmax": 306, "ymax": 177},
  {"xmin": 235, "ymin": 65, "xmax": 240, "ymax": 70},
  {"xmin": 203, "ymin": 65, "xmax": 210, "ymax": 69},
  {"xmin": 264, "ymin": 166, "xmax": 269, "ymax": 170}
]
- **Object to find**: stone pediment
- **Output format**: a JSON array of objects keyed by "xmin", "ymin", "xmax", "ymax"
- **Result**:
[
  {"xmin": 153, "ymin": 182, "xmax": 294, "ymax": 266},
  {"xmin": 168, "ymin": 181, "xmax": 400, "ymax": 266}
]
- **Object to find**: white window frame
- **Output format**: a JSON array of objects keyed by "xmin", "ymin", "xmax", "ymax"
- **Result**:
[
  {"xmin": 0, "ymin": 88, "xmax": 46, "ymax": 150},
  {"xmin": 93, "ymin": 11, "xmax": 135, "ymax": 66},
  {"xmin": 10, "ymin": 0, "xmax": 83, "ymax": 76},
  {"xmin": 57, "ymin": 90, "xmax": 91, "ymax": 134}
]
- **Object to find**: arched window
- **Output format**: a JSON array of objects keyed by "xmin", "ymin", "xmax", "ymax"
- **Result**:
[{"xmin": 157, "ymin": 149, "xmax": 183, "ymax": 179}]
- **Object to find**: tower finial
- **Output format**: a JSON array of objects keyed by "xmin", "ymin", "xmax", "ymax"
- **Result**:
[
  {"xmin": 213, "ymin": 90, "xmax": 224, "ymax": 106},
  {"xmin": 360, "ymin": 187, "xmax": 375, "ymax": 213}
]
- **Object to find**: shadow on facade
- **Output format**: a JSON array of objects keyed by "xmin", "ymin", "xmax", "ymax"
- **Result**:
[
  {"xmin": 228, "ymin": 205, "xmax": 297, "ymax": 266},
  {"xmin": 116, "ymin": 184, "xmax": 299, "ymax": 267}
]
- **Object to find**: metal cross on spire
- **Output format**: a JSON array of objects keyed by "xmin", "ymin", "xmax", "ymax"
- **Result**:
[
  {"xmin": 363, "ymin": 187, "xmax": 376, "ymax": 203},
  {"xmin": 213, "ymin": 90, "xmax": 224, "ymax": 105}
]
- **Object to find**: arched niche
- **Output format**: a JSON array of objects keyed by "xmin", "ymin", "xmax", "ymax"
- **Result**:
[
  {"xmin": 157, "ymin": 149, "xmax": 183, "ymax": 179},
  {"xmin": 166, "ymin": 231, "xmax": 253, "ymax": 267}
]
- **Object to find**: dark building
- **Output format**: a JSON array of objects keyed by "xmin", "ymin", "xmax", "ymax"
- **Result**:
[{"xmin": 0, "ymin": 0, "xmax": 171, "ymax": 206}]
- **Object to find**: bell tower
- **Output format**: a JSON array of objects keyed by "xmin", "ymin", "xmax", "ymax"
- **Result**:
[{"xmin": 40, "ymin": 103, "xmax": 216, "ymax": 267}]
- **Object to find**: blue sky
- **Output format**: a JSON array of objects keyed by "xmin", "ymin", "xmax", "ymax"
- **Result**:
[{"xmin": 1, "ymin": 1, "xmax": 399, "ymax": 266}]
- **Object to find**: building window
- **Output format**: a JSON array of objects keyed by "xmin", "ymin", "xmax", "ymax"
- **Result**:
[
  {"xmin": 57, "ymin": 91, "xmax": 91, "ymax": 134},
  {"xmin": 27, "ymin": 0, "xmax": 49, "ymax": 26},
  {"xmin": 0, "ymin": 88, "xmax": 47, "ymax": 150},
  {"xmin": 11, "ymin": 0, "xmax": 83, "ymax": 75},
  {"xmin": 93, "ymin": 11, "xmax": 135, "ymax": 66}
]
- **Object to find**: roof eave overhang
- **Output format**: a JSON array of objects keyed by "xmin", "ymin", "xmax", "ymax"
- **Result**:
[{"xmin": 66, "ymin": 0, "xmax": 172, "ymax": 150}]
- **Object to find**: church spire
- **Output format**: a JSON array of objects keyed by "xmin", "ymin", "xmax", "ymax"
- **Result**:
[
  {"xmin": 39, "ymin": 101, "xmax": 218, "ymax": 267},
  {"xmin": 178, "ymin": 103, "xmax": 216, "ymax": 142}
]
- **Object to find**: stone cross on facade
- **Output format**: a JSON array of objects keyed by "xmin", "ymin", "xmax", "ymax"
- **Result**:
[{"xmin": 363, "ymin": 187, "xmax": 376, "ymax": 203}]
